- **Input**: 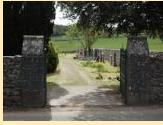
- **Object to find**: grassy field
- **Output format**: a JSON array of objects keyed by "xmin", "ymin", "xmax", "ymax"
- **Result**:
[{"xmin": 50, "ymin": 36, "xmax": 163, "ymax": 52}]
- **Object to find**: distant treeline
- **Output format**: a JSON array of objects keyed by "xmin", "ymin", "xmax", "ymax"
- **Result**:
[{"xmin": 52, "ymin": 24, "xmax": 68, "ymax": 36}]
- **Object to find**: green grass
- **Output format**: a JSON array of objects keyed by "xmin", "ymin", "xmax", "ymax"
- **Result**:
[
  {"xmin": 78, "ymin": 60, "xmax": 120, "ymax": 91},
  {"xmin": 81, "ymin": 61, "xmax": 108, "ymax": 73},
  {"xmin": 50, "ymin": 36, "xmax": 163, "ymax": 52},
  {"xmin": 93, "ymin": 37, "xmax": 127, "ymax": 49},
  {"xmin": 148, "ymin": 38, "xmax": 163, "ymax": 52},
  {"xmin": 80, "ymin": 61, "xmax": 119, "ymax": 73},
  {"xmin": 51, "ymin": 39, "xmax": 80, "ymax": 52},
  {"xmin": 94, "ymin": 37, "xmax": 163, "ymax": 51}
]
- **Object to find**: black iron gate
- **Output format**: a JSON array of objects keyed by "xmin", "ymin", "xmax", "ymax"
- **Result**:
[{"xmin": 120, "ymin": 48, "xmax": 127, "ymax": 103}]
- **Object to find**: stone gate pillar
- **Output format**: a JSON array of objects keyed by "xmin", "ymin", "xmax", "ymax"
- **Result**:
[
  {"xmin": 21, "ymin": 35, "xmax": 46, "ymax": 107},
  {"xmin": 126, "ymin": 36, "xmax": 149, "ymax": 105}
]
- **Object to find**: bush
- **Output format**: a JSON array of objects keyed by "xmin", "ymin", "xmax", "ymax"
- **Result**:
[
  {"xmin": 47, "ymin": 42, "xmax": 59, "ymax": 73},
  {"xmin": 96, "ymin": 63, "xmax": 108, "ymax": 73},
  {"xmin": 81, "ymin": 61, "xmax": 93, "ymax": 67},
  {"xmin": 81, "ymin": 61, "xmax": 120, "ymax": 73}
]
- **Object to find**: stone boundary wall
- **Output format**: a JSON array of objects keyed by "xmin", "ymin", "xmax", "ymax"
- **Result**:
[
  {"xmin": 148, "ymin": 53, "xmax": 163, "ymax": 104},
  {"xmin": 120, "ymin": 36, "xmax": 163, "ymax": 105},
  {"xmin": 3, "ymin": 56, "xmax": 22, "ymax": 107},
  {"xmin": 76, "ymin": 48, "xmax": 120, "ymax": 66},
  {"xmin": 3, "ymin": 35, "xmax": 46, "ymax": 108},
  {"xmin": 125, "ymin": 53, "xmax": 163, "ymax": 105},
  {"xmin": 150, "ymin": 52, "xmax": 163, "ymax": 58}
]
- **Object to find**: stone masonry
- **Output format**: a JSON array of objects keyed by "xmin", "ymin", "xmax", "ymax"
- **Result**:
[
  {"xmin": 3, "ymin": 35, "xmax": 46, "ymax": 108},
  {"xmin": 120, "ymin": 36, "xmax": 163, "ymax": 105},
  {"xmin": 3, "ymin": 56, "xmax": 22, "ymax": 107}
]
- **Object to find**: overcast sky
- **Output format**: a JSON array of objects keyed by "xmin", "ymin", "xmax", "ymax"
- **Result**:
[{"xmin": 54, "ymin": 6, "xmax": 77, "ymax": 26}]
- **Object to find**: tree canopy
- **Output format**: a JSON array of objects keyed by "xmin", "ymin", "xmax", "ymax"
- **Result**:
[
  {"xmin": 66, "ymin": 24, "xmax": 98, "ymax": 56},
  {"xmin": 59, "ymin": 1, "xmax": 163, "ymax": 39},
  {"xmin": 4, "ymin": 1, "xmax": 55, "ymax": 56},
  {"xmin": 65, "ymin": 24, "xmax": 79, "ymax": 40}
]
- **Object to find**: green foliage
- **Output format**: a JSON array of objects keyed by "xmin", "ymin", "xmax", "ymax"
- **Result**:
[
  {"xmin": 66, "ymin": 24, "xmax": 79, "ymax": 40},
  {"xmin": 81, "ymin": 60, "xmax": 119, "ymax": 73},
  {"xmin": 66, "ymin": 24, "xmax": 98, "ymax": 52},
  {"xmin": 47, "ymin": 42, "xmax": 59, "ymax": 73},
  {"xmin": 81, "ymin": 61, "xmax": 108, "ymax": 73},
  {"xmin": 96, "ymin": 64, "xmax": 108, "ymax": 73},
  {"xmin": 80, "ymin": 28, "xmax": 98, "ymax": 50},
  {"xmin": 59, "ymin": 1, "xmax": 163, "ymax": 39}
]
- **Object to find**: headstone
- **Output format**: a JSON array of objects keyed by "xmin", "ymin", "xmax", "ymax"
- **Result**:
[{"xmin": 113, "ymin": 53, "xmax": 117, "ymax": 66}]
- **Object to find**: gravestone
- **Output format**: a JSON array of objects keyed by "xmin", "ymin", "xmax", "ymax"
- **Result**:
[
  {"xmin": 126, "ymin": 36, "xmax": 150, "ymax": 105},
  {"xmin": 21, "ymin": 35, "xmax": 46, "ymax": 107},
  {"xmin": 113, "ymin": 53, "xmax": 117, "ymax": 66}
]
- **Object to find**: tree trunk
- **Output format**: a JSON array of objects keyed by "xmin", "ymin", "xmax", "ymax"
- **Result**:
[{"xmin": 88, "ymin": 46, "xmax": 92, "ymax": 57}]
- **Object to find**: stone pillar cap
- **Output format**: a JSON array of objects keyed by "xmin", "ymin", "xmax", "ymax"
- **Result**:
[
  {"xmin": 127, "ymin": 36, "xmax": 149, "ymax": 55},
  {"xmin": 22, "ymin": 35, "xmax": 44, "ymax": 55}
]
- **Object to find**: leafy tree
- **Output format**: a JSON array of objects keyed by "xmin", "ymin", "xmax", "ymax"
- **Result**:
[
  {"xmin": 66, "ymin": 24, "xmax": 98, "ymax": 56},
  {"xmin": 80, "ymin": 27, "xmax": 98, "ymax": 56},
  {"xmin": 65, "ymin": 24, "xmax": 79, "ymax": 40},
  {"xmin": 59, "ymin": 1, "xmax": 163, "ymax": 39}
]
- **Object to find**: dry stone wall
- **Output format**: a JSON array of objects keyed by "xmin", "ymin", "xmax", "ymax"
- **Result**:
[
  {"xmin": 3, "ymin": 35, "xmax": 46, "ymax": 108},
  {"xmin": 148, "ymin": 55, "xmax": 163, "ymax": 104},
  {"xmin": 120, "ymin": 36, "xmax": 163, "ymax": 105},
  {"xmin": 3, "ymin": 56, "xmax": 22, "ymax": 107}
]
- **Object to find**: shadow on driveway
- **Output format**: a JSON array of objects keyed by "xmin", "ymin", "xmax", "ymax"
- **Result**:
[
  {"xmin": 47, "ymin": 82, "xmax": 69, "ymax": 103},
  {"xmin": 4, "ymin": 83, "xmax": 69, "ymax": 121}
]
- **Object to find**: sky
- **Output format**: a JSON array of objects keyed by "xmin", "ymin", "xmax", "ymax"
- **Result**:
[{"xmin": 54, "ymin": 6, "xmax": 77, "ymax": 26}]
